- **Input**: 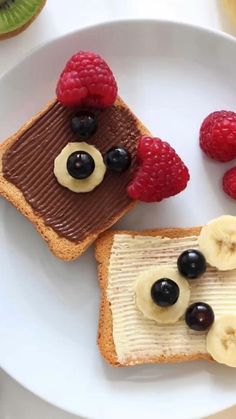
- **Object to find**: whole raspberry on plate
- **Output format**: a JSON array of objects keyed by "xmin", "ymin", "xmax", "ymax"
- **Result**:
[
  {"xmin": 56, "ymin": 51, "xmax": 118, "ymax": 108},
  {"xmin": 200, "ymin": 111, "xmax": 236, "ymax": 162},
  {"xmin": 127, "ymin": 136, "xmax": 190, "ymax": 202},
  {"xmin": 223, "ymin": 167, "xmax": 236, "ymax": 199}
]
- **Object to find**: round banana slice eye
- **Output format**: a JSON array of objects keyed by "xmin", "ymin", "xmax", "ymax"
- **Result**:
[
  {"xmin": 54, "ymin": 142, "xmax": 106, "ymax": 193},
  {"xmin": 198, "ymin": 215, "xmax": 236, "ymax": 271},
  {"xmin": 135, "ymin": 267, "xmax": 190, "ymax": 324},
  {"xmin": 206, "ymin": 314, "xmax": 236, "ymax": 367}
]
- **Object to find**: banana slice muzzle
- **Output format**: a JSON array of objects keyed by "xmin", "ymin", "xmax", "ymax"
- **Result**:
[
  {"xmin": 54, "ymin": 142, "xmax": 106, "ymax": 193},
  {"xmin": 135, "ymin": 267, "xmax": 190, "ymax": 324}
]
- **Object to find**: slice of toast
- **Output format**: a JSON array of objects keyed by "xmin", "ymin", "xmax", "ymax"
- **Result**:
[
  {"xmin": 95, "ymin": 228, "xmax": 236, "ymax": 367},
  {"xmin": 0, "ymin": 97, "xmax": 150, "ymax": 260}
]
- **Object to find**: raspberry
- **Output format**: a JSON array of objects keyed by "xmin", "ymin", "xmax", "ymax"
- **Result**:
[
  {"xmin": 56, "ymin": 51, "xmax": 117, "ymax": 108},
  {"xmin": 223, "ymin": 167, "xmax": 236, "ymax": 199},
  {"xmin": 127, "ymin": 136, "xmax": 190, "ymax": 202},
  {"xmin": 200, "ymin": 111, "xmax": 236, "ymax": 162}
]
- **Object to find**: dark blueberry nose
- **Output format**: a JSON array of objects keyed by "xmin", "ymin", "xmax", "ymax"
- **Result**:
[{"xmin": 67, "ymin": 151, "xmax": 95, "ymax": 179}]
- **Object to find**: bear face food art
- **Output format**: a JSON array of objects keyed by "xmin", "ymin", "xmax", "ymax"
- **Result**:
[
  {"xmin": 0, "ymin": 51, "xmax": 189, "ymax": 260},
  {"xmin": 96, "ymin": 216, "xmax": 236, "ymax": 368}
]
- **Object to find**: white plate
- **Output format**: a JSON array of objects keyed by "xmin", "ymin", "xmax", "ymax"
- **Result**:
[{"xmin": 1, "ymin": 19, "xmax": 236, "ymax": 419}]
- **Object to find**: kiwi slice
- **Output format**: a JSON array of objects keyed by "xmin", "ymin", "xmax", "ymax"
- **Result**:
[{"xmin": 0, "ymin": 0, "xmax": 46, "ymax": 40}]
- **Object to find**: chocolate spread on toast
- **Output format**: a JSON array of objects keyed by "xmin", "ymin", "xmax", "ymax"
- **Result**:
[{"xmin": 3, "ymin": 101, "xmax": 141, "ymax": 242}]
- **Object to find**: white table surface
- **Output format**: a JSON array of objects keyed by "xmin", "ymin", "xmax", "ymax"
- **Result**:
[{"xmin": 1, "ymin": 1, "xmax": 236, "ymax": 418}]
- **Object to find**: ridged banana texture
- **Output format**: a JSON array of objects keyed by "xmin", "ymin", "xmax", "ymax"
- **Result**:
[
  {"xmin": 206, "ymin": 314, "xmax": 236, "ymax": 367},
  {"xmin": 198, "ymin": 215, "xmax": 236, "ymax": 271}
]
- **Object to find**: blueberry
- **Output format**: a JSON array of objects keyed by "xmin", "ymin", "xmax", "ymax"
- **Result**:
[
  {"xmin": 185, "ymin": 302, "xmax": 214, "ymax": 331},
  {"xmin": 151, "ymin": 278, "xmax": 180, "ymax": 307},
  {"xmin": 105, "ymin": 146, "xmax": 131, "ymax": 172},
  {"xmin": 177, "ymin": 249, "xmax": 206, "ymax": 279},
  {"xmin": 71, "ymin": 111, "xmax": 97, "ymax": 139},
  {"xmin": 67, "ymin": 151, "xmax": 95, "ymax": 179}
]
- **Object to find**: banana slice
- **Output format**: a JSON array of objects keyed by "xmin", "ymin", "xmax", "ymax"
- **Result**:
[
  {"xmin": 54, "ymin": 142, "xmax": 106, "ymax": 193},
  {"xmin": 206, "ymin": 314, "xmax": 236, "ymax": 367},
  {"xmin": 198, "ymin": 215, "xmax": 236, "ymax": 271},
  {"xmin": 135, "ymin": 267, "xmax": 190, "ymax": 324}
]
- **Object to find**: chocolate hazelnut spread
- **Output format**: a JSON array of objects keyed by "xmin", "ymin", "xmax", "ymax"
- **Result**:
[{"xmin": 2, "ymin": 100, "xmax": 141, "ymax": 242}]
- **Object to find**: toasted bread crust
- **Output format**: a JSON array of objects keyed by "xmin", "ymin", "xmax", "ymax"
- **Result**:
[
  {"xmin": 95, "ymin": 227, "xmax": 213, "ymax": 367},
  {"xmin": 0, "ymin": 97, "xmax": 149, "ymax": 260}
]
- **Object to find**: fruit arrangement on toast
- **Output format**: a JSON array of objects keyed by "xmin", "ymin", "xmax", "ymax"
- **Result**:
[
  {"xmin": 0, "ymin": 51, "xmax": 189, "ymax": 260},
  {"xmin": 1, "ymin": 49, "xmax": 236, "ymax": 370},
  {"xmin": 95, "ymin": 215, "xmax": 236, "ymax": 368}
]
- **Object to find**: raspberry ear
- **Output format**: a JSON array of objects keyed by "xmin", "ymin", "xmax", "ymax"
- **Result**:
[
  {"xmin": 56, "ymin": 51, "xmax": 118, "ymax": 108},
  {"xmin": 127, "ymin": 135, "xmax": 190, "ymax": 202}
]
